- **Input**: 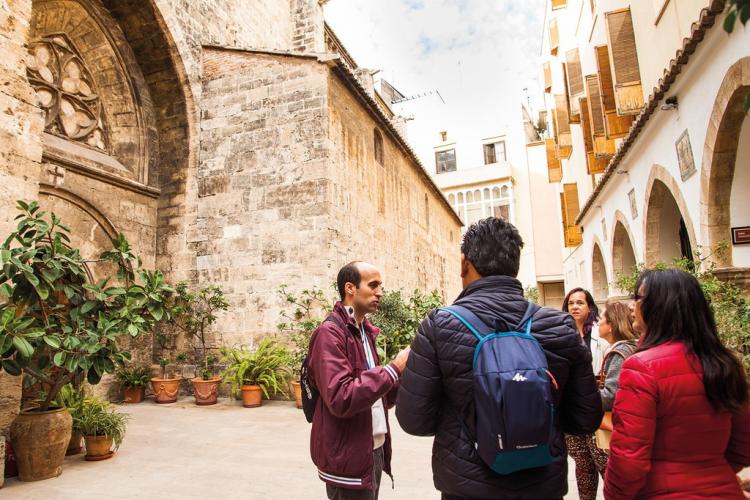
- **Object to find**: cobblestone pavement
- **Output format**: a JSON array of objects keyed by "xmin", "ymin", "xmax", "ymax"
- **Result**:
[{"xmin": 2, "ymin": 398, "xmax": 601, "ymax": 499}]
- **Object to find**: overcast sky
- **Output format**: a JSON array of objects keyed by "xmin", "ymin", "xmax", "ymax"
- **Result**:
[{"xmin": 324, "ymin": 0, "xmax": 547, "ymax": 172}]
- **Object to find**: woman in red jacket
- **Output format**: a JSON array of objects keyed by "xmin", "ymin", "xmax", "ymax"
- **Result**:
[{"xmin": 604, "ymin": 269, "xmax": 750, "ymax": 499}]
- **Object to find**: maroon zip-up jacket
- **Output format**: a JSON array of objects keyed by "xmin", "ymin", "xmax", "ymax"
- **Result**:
[{"xmin": 308, "ymin": 301, "xmax": 401, "ymax": 490}]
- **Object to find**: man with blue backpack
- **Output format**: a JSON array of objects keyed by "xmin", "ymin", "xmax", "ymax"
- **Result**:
[{"xmin": 395, "ymin": 217, "xmax": 602, "ymax": 499}]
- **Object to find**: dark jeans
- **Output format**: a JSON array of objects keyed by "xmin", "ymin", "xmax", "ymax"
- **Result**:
[{"xmin": 326, "ymin": 447, "xmax": 384, "ymax": 500}]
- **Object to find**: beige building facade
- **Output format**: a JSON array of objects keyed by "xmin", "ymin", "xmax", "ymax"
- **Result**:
[
  {"xmin": 0, "ymin": 0, "xmax": 462, "ymax": 434},
  {"xmin": 537, "ymin": 0, "xmax": 749, "ymax": 302}
]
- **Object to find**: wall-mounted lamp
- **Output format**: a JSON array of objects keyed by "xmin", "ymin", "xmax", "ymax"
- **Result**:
[{"xmin": 661, "ymin": 95, "xmax": 678, "ymax": 111}]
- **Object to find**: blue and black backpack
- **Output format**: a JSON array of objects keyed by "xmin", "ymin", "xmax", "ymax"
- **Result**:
[{"xmin": 440, "ymin": 301, "xmax": 558, "ymax": 475}]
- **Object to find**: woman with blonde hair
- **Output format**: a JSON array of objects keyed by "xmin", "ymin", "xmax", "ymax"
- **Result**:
[{"xmin": 590, "ymin": 301, "xmax": 638, "ymax": 473}]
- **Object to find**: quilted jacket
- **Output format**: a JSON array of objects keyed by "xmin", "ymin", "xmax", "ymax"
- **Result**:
[
  {"xmin": 604, "ymin": 340, "xmax": 750, "ymax": 499},
  {"xmin": 395, "ymin": 275, "xmax": 602, "ymax": 499}
]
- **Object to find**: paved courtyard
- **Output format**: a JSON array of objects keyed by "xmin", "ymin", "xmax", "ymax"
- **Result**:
[{"xmin": 3, "ymin": 398, "xmax": 596, "ymax": 499}]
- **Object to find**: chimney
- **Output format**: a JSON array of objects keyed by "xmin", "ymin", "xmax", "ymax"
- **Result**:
[{"xmin": 440, "ymin": 131, "xmax": 448, "ymax": 142}]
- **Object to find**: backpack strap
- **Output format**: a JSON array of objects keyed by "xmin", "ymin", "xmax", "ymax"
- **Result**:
[
  {"xmin": 515, "ymin": 302, "xmax": 541, "ymax": 335},
  {"xmin": 439, "ymin": 305, "xmax": 493, "ymax": 340}
]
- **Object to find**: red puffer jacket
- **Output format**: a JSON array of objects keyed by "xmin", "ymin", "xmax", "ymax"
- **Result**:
[
  {"xmin": 605, "ymin": 341, "xmax": 750, "ymax": 499},
  {"xmin": 308, "ymin": 302, "xmax": 401, "ymax": 491}
]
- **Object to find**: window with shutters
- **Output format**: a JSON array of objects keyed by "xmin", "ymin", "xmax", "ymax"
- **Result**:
[
  {"xmin": 551, "ymin": 0, "xmax": 567, "ymax": 9},
  {"xmin": 543, "ymin": 61, "xmax": 552, "ymax": 92},
  {"xmin": 580, "ymin": 96, "xmax": 608, "ymax": 174},
  {"xmin": 549, "ymin": 18, "xmax": 559, "ymax": 55},
  {"xmin": 554, "ymin": 94, "xmax": 572, "ymax": 159},
  {"xmin": 584, "ymin": 74, "xmax": 616, "ymax": 159},
  {"xmin": 436, "ymin": 149, "xmax": 456, "ymax": 173},
  {"xmin": 565, "ymin": 49, "xmax": 584, "ymax": 119},
  {"xmin": 546, "ymin": 139, "xmax": 562, "ymax": 182},
  {"xmin": 595, "ymin": 45, "xmax": 634, "ymax": 138},
  {"xmin": 605, "ymin": 8, "xmax": 644, "ymax": 115},
  {"xmin": 561, "ymin": 183, "xmax": 583, "ymax": 247}
]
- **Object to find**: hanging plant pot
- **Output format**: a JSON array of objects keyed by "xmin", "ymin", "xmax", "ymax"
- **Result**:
[
  {"xmin": 10, "ymin": 407, "xmax": 72, "ymax": 481},
  {"xmin": 240, "ymin": 385, "xmax": 263, "ymax": 408},
  {"xmin": 191, "ymin": 377, "xmax": 221, "ymax": 405},
  {"xmin": 123, "ymin": 386, "xmax": 145, "ymax": 404},
  {"xmin": 150, "ymin": 377, "xmax": 181, "ymax": 404},
  {"xmin": 66, "ymin": 430, "xmax": 83, "ymax": 456},
  {"xmin": 291, "ymin": 381, "xmax": 302, "ymax": 409},
  {"xmin": 83, "ymin": 435, "xmax": 114, "ymax": 461}
]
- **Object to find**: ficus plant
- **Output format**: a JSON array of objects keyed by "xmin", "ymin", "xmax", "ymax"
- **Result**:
[{"xmin": 0, "ymin": 201, "xmax": 175, "ymax": 411}]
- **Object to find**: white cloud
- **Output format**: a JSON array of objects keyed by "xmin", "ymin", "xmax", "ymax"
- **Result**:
[{"xmin": 324, "ymin": 0, "xmax": 546, "ymax": 171}]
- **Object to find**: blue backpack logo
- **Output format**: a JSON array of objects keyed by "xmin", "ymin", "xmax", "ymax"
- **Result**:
[{"xmin": 440, "ymin": 302, "xmax": 557, "ymax": 475}]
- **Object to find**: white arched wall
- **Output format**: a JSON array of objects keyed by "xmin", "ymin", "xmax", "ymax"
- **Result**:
[{"xmin": 731, "ymin": 116, "xmax": 750, "ymax": 264}]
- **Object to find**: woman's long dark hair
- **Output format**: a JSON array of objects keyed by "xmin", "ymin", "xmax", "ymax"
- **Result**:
[
  {"xmin": 637, "ymin": 268, "xmax": 748, "ymax": 412},
  {"xmin": 562, "ymin": 287, "xmax": 599, "ymax": 336}
]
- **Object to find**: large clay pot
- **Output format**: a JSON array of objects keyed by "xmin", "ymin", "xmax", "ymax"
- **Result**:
[
  {"xmin": 240, "ymin": 385, "xmax": 262, "ymax": 408},
  {"xmin": 83, "ymin": 435, "xmax": 114, "ymax": 461},
  {"xmin": 66, "ymin": 430, "xmax": 83, "ymax": 456},
  {"xmin": 291, "ymin": 380, "xmax": 302, "ymax": 409},
  {"xmin": 123, "ymin": 386, "xmax": 145, "ymax": 404},
  {"xmin": 150, "ymin": 377, "xmax": 181, "ymax": 404},
  {"xmin": 191, "ymin": 377, "xmax": 221, "ymax": 405},
  {"xmin": 10, "ymin": 407, "xmax": 72, "ymax": 481}
]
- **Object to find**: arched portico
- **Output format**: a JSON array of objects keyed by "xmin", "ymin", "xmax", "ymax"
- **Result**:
[
  {"xmin": 591, "ymin": 239, "xmax": 609, "ymax": 302},
  {"xmin": 610, "ymin": 210, "xmax": 638, "ymax": 293}
]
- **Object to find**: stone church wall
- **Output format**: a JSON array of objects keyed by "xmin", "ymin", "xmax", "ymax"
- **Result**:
[{"xmin": 327, "ymin": 73, "xmax": 463, "ymax": 301}]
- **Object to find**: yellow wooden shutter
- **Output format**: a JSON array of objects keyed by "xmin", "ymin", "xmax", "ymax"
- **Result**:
[
  {"xmin": 552, "ymin": 0, "xmax": 567, "ymax": 9},
  {"xmin": 605, "ymin": 8, "xmax": 644, "ymax": 115},
  {"xmin": 546, "ymin": 139, "xmax": 562, "ymax": 182},
  {"xmin": 584, "ymin": 74, "xmax": 616, "ymax": 161},
  {"xmin": 543, "ymin": 61, "xmax": 552, "ymax": 92},
  {"xmin": 566, "ymin": 49, "xmax": 584, "ymax": 119},
  {"xmin": 595, "ymin": 45, "xmax": 634, "ymax": 138},
  {"xmin": 554, "ymin": 94, "xmax": 572, "ymax": 158},
  {"xmin": 581, "ymin": 98, "xmax": 608, "ymax": 174},
  {"xmin": 562, "ymin": 183, "xmax": 583, "ymax": 247},
  {"xmin": 550, "ymin": 18, "xmax": 559, "ymax": 56}
]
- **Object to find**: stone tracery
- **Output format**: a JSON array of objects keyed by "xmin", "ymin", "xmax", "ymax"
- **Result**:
[{"xmin": 27, "ymin": 34, "xmax": 108, "ymax": 152}]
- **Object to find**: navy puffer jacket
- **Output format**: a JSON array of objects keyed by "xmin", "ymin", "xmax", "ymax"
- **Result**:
[{"xmin": 395, "ymin": 276, "xmax": 602, "ymax": 499}]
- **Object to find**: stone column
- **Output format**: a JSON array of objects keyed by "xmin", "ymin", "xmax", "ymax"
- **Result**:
[{"xmin": 291, "ymin": 0, "xmax": 325, "ymax": 53}]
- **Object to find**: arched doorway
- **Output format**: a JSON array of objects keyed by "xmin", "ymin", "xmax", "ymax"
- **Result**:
[
  {"xmin": 591, "ymin": 242, "xmax": 609, "ymax": 302},
  {"xmin": 644, "ymin": 166, "xmax": 696, "ymax": 267},
  {"xmin": 701, "ymin": 57, "xmax": 750, "ymax": 268},
  {"xmin": 611, "ymin": 215, "xmax": 637, "ymax": 293}
]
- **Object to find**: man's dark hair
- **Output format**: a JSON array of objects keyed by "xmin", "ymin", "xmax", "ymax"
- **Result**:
[
  {"xmin": 460, "ymin": 217, "xmax": 524, "ymax": 277},
  {"xmin": 336, "ymin": 261, "xmax": 361, "ymax": 300}
]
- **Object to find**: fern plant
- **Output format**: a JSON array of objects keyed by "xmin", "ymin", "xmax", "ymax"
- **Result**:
[
  {"xmin": 220, "ymin": 338, "xmax": 291, "ymax": 399},
  {"xmin": 115, "ymin": 365, "xmax": 152, "ymax": 388}
]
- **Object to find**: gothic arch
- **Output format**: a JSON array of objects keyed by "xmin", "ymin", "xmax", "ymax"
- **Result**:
[
  {"xmin": 591, "ymin": 238, "xmax": 609, "ymax": 302},
  {"xmin": 643, "ymin": 165, "xmax": 697, "ymax": 267},
  {"xmin": 700, "ymin": 57, "xmax": 750, "ymax": 267},
  {"xmin": 610, "ymin": 210, "xmax": 638, "ymax": 290}
]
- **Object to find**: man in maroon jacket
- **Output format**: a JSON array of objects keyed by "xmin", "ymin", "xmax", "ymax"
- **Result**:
[{"xmin": 308, "ymin": 261, "xmax": 410, "ymax": 500}]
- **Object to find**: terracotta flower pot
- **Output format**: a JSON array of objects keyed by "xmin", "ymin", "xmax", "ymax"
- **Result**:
[
  {"xmin": 240, "ymin": 385, "xmax": 263, "ymax": 408},
  {"xmin": 84, "ymin": 434, "xmax": 114, "ymax": 461},
  {"xmin": 191, "ymin": 377, "xmax": 221, "ymax": 405},
  {"xmin": 123, "ymin": 386, "xmax": 145, "ymax": 404},
  {"xmin": 150, "ymin": 377, "xmax": 181, "ymax": 404},
  {"xmin": 291, "ymin": 380, "xmax": 302, "ymax": 409},
  {"xmin": 10, "ymin": 407, "xmax": 72, "ymax": 481},
  {"xmin": 66, "ymin": 430, "xmax": 83, "ymax": 456}
]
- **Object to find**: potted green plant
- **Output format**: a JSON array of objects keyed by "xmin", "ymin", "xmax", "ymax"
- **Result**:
[
  {"xmin": 0, "ymin": 201, "xmax": 173, "ymax": 481},
  {"xmin": 150, "ymin": 355, "xmax": 182, "ymax": 404},
  {"xmin": 276, "ymin": 285, "xmax": 332, "ymax": 408},
  {"xmin": 220, "ymin": 338, "xmax": 291, "ymax": 408},
  {"xmin": 74, "ymin": 396, "xmax": 129, "ymax": 461},
  {"xmin": 115, "ymin": 365, "xmax": 152, "ymax": 403},
  {"xmin": 53, "ymin": 384, "xmax": 86, "ymax": 456},
  {"xmin": 167, "ymin": 282, "xmax": 229, "ymax": 405}
]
